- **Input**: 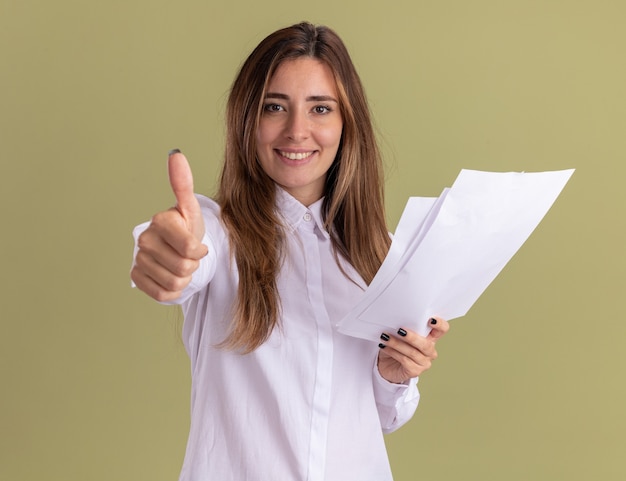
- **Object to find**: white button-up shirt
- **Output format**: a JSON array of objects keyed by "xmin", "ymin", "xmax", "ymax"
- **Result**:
[{"xmin": 133, "ymin": 189, "xmax": 420, "ymax": 481}]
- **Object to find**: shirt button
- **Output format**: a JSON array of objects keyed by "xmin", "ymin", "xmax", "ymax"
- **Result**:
[{"xmin": 303, "ymin": 212, "xmax": 312, "ymax": 222}]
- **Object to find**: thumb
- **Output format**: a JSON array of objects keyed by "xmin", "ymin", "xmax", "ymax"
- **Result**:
[
  {"xmin": 167, "ymin": 149, "xmax": 205, "ymax": 240},
  {"xmin": 426, "ymin": 317, "xmax": 449, "ymax": 343}
]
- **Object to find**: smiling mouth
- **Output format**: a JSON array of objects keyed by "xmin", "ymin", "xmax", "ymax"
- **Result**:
[{"xmin": 278, "ymin": 150, "xmax": 315, "ymax": 160}]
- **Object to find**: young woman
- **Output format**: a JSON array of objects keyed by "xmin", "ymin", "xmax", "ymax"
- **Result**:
[{"xmin": 131, "ymin": 22, "xmax": 449, "ymax": 481}]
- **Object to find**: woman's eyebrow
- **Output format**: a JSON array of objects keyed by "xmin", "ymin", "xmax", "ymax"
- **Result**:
[
  {"xmin": 307, "ymin": 95, "xmax": 338, "ymax": 103},
  {"xmin": 265, "ymin": 92, "xmax": 289, "ymax": 100},
  {"xmin": 265, "ymin": 92, "xmax": 338, "ymax": 103}
]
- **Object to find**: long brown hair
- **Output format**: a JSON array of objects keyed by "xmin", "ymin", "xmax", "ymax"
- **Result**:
[{"xmin": 217, "ymin": 22, "xmax": 390, "ymax": 352}]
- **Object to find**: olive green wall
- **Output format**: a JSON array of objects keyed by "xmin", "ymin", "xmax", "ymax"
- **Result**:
[{"xmin": 2, "ymin": 1, "xmax": 624, "ymax": 480}]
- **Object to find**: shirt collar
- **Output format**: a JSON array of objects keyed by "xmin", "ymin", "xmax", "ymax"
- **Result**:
[{"xmin": 275, "ymin": 187, "xmax": 331, "ymax": 239}]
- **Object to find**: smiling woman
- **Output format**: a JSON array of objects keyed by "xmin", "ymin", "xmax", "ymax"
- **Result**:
[
  {"xmin": 130, "ymin": 21, "xmax": 450, "ymax": 481},
  {"xmin": 215, "ymin": 22, "xmax": 396, "ymax": 354}
]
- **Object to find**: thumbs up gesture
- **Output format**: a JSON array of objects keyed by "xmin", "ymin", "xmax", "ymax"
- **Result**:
[{"xmin": 131, "ymin": 150, "xmax": 208, "ymax": 302}]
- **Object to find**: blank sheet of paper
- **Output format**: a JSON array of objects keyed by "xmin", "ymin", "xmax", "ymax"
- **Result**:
[{"xmin": 337, "ymin": 169, "xmax": 575, "ymax": 341}]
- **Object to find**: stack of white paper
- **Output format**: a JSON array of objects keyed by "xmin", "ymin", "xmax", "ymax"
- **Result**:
[{"xmin": 337, "ymin": 169, "xmax": 575, "ymax": 341}]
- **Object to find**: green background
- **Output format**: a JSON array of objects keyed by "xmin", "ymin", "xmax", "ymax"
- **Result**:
[{"xmin": 2, "ymin": 0, "xmax": 625, "ymax": 480}]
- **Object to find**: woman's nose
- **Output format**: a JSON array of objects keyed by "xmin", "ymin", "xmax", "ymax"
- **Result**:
[{"xmin": 285, "ymin": 111, "xmax": 310, "ymax": 142}]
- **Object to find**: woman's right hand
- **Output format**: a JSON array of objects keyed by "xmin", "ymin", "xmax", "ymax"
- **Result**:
[{"xmin": 130, "ymin": 151, "xmax": 208, "ymax": 302}]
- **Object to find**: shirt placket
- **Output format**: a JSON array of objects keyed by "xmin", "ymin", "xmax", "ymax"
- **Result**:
[{"xmin": 300, "ymin": 210, "xmax": 334, "ymax": 481}]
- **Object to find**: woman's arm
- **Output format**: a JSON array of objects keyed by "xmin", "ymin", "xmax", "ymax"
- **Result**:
[{"xmin": 373, "ymin": 318, "xmax": 450, "ymax": 432}]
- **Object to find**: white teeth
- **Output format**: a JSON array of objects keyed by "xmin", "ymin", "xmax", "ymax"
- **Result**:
[{"xmin": 279, "ymin": 151, "xmax": 313, "ymax": 160}]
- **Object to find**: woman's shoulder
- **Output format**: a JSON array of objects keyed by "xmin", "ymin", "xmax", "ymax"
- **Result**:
[{"xmin": 196, "ymin": 194, "xmax": 221, "ymax": 214}]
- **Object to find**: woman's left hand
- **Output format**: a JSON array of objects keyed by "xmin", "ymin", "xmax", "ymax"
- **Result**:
[{"xmin": 377, "ymin": 317, "xmax": 450, "ymax": 384}]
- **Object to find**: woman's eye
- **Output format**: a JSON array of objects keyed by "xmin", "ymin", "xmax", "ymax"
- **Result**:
[
  {"xmin": 313, "ymin": 105, "xmax": 331, "ymax": 114},
  {"xmin": 263, "ymin": 103, "xmax": 284, "ymax": 113}
]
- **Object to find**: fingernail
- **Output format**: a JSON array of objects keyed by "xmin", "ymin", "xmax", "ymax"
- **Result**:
[
  {"xmin": 397, "ymin": 328, "xmax": 407, "ymax": 337},
  {"xmin": 380, "ymin": 333, "xmax": 390, "ymax": 342},
  {"xmin": 378, "ymin": 343, "xmax": 386, "ymax": 349},
  {"xmin": 430, "ymin": 318, "xmax": 437, "ymax": 325},
  {"xmin": 168, "ymin": 148, "xmax": 182, "ymax": 156}
]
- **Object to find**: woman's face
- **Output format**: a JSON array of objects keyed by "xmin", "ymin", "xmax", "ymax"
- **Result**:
[{"xmin": 256, "ymin": 57, "xmax": 343, "ymax": 206}]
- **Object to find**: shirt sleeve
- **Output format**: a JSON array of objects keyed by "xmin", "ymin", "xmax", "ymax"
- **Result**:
[{"xmin": 371, "ymin": 359, "xmax": 420, "ymax": 434}]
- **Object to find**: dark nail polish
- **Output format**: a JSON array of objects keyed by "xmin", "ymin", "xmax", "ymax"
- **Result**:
[
  {"xmin": 380, "ymin": 333, "xmax": 390, "ymax": 342},
  {"xmin": 168, "ymin": 148, "xmax": 182, "ymax": 156},
  {"xmin": 378, "ymin": 343, "xmax": 386, "ymax": 349},
  {"xmin": 430, "ymin": 318, "xmax": 437, "ymax": 325},
  {"xmin": 397, "ymin": 328, "xmax": 407, "ymax": 337}
]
